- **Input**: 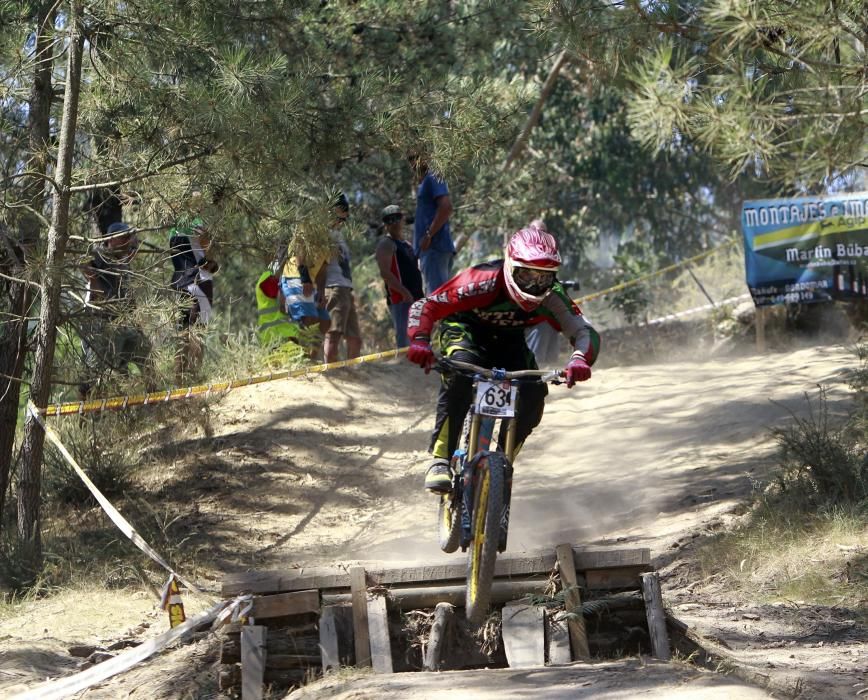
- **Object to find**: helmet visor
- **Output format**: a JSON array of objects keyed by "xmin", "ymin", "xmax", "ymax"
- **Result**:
[{"xmin": 512, "ymin": 266, "xmax": 555, "ymax": 296}]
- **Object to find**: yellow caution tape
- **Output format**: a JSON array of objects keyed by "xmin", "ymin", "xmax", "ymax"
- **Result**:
[
  {"xmin": 40, "ymin": 347, "xmax": 407, "ymax": 417},
  {"xmin": 36, "ymin": 239, "xmax": 737, "ymax": 419},
  {"xmin": 574, "ymin": 237, "xmax": 739, "ymax": 306}
]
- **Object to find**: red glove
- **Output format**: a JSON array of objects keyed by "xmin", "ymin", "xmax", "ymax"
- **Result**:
[
  {"xmin": 407, "ymin": 337, "xmax": 435, "ymax": 373},
  {"xmin": 564, "ymin": 351, "xmax": 591, "ymax": 387}
]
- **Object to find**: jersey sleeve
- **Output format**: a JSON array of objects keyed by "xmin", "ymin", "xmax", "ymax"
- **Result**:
[
  {"xmin": 408, "ymin": 265, "xmax": 500, "ymax": 340},
  {"xmin": 540, "ymin": 286, "xmax": 600, "ymax": 364}
]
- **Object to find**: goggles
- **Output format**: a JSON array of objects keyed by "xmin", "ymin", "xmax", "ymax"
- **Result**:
[
  {"xmin": 513, "ymin": 266, "xmax": 556, "ymax": 295},
  {"xmin": 383, "ymin": 213, "xmax": 403, "ymax": 225}
]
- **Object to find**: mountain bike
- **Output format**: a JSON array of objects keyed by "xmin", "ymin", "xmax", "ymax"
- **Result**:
[{"xmin": 434, "ymin": 357, "xmax": 563, "ymax": 625}]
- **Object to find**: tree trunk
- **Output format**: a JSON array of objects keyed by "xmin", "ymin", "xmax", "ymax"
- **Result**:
[
  {"xmin": 17, "ymin": 0, "xmax": 85, "ymax": 576},
  {"xmin": 501, "ymin": 50, "xmax": 570, "ymax": 172},
  {"xmin": 0, "ymin": 1, "xmax": 55, "ymax": 536}
]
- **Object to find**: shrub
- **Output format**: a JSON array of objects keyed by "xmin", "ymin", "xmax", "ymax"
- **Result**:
[{"xmin": 772, "ymin": 387, "xmax": 867, "ymax": 507}]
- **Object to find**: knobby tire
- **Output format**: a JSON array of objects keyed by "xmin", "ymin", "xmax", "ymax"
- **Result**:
[
  {"xmin": 465, "ymin": 453, "xmax": 506, "ymax": 625},
  {"xmin": 438, "ymin": 493, "xmax": 461, "ymax": 553}
]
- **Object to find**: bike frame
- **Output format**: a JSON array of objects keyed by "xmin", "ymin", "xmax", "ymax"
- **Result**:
[
  {"xmin": 435, "ymin": 359, "xmax": 562, "ymax": 623},
  {"xmin": 444, "ymin": 360, "xmax": 560, "ymax": 549}
]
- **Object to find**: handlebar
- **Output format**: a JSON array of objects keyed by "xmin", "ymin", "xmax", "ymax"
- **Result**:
[{"xmin": 435, "ymin": 357, "xmax": 564, "ymax": 384}]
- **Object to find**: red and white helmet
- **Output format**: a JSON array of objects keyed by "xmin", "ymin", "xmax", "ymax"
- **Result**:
[{"xmin": 503, "ymin": 222, "xmax": 561, "ymax": 311}]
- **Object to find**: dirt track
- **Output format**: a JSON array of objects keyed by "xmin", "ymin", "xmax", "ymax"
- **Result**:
[{"xmin": 1, "ymin": 342, "xmax": 857, "ymax": 698}]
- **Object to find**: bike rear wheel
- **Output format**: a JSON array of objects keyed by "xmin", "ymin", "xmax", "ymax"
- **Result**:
[{"xmin": 465, "ymin": 452, "xmax": 506, "ymax": 625}]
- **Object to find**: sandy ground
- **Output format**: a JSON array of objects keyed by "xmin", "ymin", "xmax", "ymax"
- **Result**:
[{"xmin": 2, "ymin": 342, "xmax": 861, "ymax": 698}]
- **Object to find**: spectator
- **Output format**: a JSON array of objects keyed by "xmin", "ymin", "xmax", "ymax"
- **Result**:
[
  {"xmin": 278, "ymin": 237, "xmax": 331, "ymax": 359},
  {"xmin": 323, "ymin": 193, "xmax": 363, "ymax": 362},
  {"xmin": 410, "ymin": 154, "xmax": 455, "ymax": 294},
  {"xmin": 375, "ymin": 204, "xmax": 424, "ymax": 347},
  {"xmin": 255, "ymin": 267, "xmax": 301, "ymax": 353},
  {"xmin": 78, "ymin": 221, "xmax": 153, "ymax": 399},
  {"xmin": 169, "ymin": 215, "xmax": 219, "ymax": 383}
]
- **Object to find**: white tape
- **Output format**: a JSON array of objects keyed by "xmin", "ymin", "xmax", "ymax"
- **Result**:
[
  {"xmin": 27, "ymin": 402, "xmax": 207, "ymax": 599},
  {"xmin": 643, "ymin": 293, "xmax": 751, "ymax": 326},
  {"xmin": 10, "ymin": 598, "xmax": 232, "ymax": 700}
]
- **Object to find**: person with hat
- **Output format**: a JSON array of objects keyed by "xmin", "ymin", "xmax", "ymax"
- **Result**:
[
  {"xmin": 323, "ymin": 193, "xmax": 363, "ymax": 362},
  {"xmin": 375, "ymin": 204, "xmax": 424, "ymax": 347}
]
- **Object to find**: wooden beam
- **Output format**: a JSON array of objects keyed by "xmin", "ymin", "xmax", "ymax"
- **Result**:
[
  {"xmin": 641, "ymin": 572, "xmax": 671, "ymax": 660},
  {"xmin": 585, "ymin": 565, "xmax": 648, "ymax": 591},
  {"xmin": 555, "ymin": 543, "xmax": 590, "ymax": 661},
  {"xmin": 251, "ymin": 589, "xmax": 319, "ymax": 619},
  {"xmin": 222, "ymin": 547, "xmax": 651, "ymax": 595},
  {"xmin": 423, "ymin": 602, "xmax": 454, "ymax": 671},
  {"xmin": 323, "ymin": 578, "xmax": 554, "ymax": 608},
  {"xmin": 366, "ymin": 594, "xmax": 393, "ymax": 674},
  {"xmin": 349, "ymin": 567, "xmax": 371, "ymax": 667},
  {"xmin": 240, "ymin": 625, "xmax": 266, "ymax": 700}
]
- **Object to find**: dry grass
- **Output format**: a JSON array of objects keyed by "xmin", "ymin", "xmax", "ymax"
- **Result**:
[{"xmin": 698, "ymin": 504, "xmax": 868, "ymax": 611}]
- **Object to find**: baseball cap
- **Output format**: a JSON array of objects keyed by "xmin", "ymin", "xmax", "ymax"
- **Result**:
[{"xmin": 382, "ymin": 204, "xmax": 403, "ymax": 221}]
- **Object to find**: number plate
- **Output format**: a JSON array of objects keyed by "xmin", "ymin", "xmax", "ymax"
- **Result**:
[{"xmin": 475, "ymin": 380, "xmax": 516, "ymax": 417}]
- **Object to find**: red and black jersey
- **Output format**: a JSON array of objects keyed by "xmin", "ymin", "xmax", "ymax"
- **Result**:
[{"xmin": 408, "ymin": 260, "xmax": 598, "ymax": 363}]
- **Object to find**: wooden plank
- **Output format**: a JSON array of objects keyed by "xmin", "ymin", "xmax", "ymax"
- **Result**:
[
  {"xmin": 221, "ymin": 547, "xmax": 652, "ymax": 595},
  {"xmin": 555, "ymin": 543, "xmax": 590, "ymax": 661},
  {"xmin": 423, "ymin": 602, "xmax": 454, "ymax": 671},
  {"xmin": 222, "ymin": 620, "xmax": 318, "ymax": 636},
  {"xmin": 501, "ymin": 601, "xmax": 545, "ymax": 668},
  {"xmin": 585, "ymin": 565, "xmax": 648, "ymax": 591},
  {"xmin": 251, "ymin": 589, "xmax": 319, "ymax": 619},
  {"xmin": 545, "ymin": 609, "xmax": 572, "ymax": 666},
  {"xmin": 349, "ymin": 567, "xmax": 371, "ymax": 667},
  {"xmin": 267, "ymin": 654, "xmax": 321, "ymax": 669},
  {"xmin": 366, "ymin": 594, "xmax": 393, "ymax": 674},
  {"xmin": 641, "ymin": 572, "xmax": 671, "ymax": 661},
  {"xmin": 240, "ymin": 625, "xmax": 266, "ymax": 700},
  {"xmin": 318, "ymin": 606, "xmax": 340, "ymax": 671},
  {"xmin": 323, "ymin": 578, "xmax": 553, "ymax": 608}
]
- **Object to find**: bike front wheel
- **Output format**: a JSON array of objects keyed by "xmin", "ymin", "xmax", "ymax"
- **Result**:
[
  {"xmin": 437, "ymin": 492, "xmax": 461, "ymax": 553},
  {"xmin": 465, "ymin": 452, "xmax": 507, "ymax": 625}
]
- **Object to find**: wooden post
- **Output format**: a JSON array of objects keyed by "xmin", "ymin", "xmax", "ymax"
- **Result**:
[
  {"xmin": 366, "ymin": 594, "xmax": 393, "ymax": 673},
  {"xmin": 423, "ymin": 602, "xmax": 454, "ymax": 671},
  {"xmin": 240, "ymin": 625, "xmax": 266, "ymax": 700},
  {"xmin": 641, "ymin": 572, "xmax": 671, "ymax": 660},
  {"xmin": 555, "ymin": 543, "xmax": 590, "ymax": 660},
  {"xmin": 349, "ymin": 566, "xmax": 371, "ymax": 667},
  {"xmin": 755, "ymin": 304, "xmax": 767, "ymax": 352},
  {"xmin": 319, "ymin": 605, "xmax": 340, "ymax": 671}
]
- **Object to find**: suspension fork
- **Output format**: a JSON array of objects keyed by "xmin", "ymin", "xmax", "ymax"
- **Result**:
[
  {"xmin": 461, "ymin": 410, "xmax": 496, "ymax": 547},
  {"xmin": 499, "ymin": 415, "xmax": 517, "ymax": 552}
]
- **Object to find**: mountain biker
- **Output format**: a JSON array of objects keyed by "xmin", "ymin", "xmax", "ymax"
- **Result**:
[{"xmin": 406, "ymin": 221, "xmax": 600, "ymax": 493}]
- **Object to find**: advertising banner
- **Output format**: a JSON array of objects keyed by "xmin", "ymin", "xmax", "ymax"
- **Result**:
[{"xmin": 742, "ymin": 192, "xmax": 868, "ymax": 306}]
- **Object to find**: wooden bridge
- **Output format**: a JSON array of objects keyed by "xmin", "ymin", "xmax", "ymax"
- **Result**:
[{"xmin": 218, "ymin": 544, "xmax": 670, "ymax": 698}]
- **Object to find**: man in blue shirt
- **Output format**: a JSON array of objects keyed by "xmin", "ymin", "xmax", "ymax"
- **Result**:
[{"xmin": 411, "ymin": 155, "xmax": 455, "ymax": 294}]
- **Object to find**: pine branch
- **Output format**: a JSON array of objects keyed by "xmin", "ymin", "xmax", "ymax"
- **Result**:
[{"xmin": 68, "ymin": 147, "xmax": 220, "ymax": 193}]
